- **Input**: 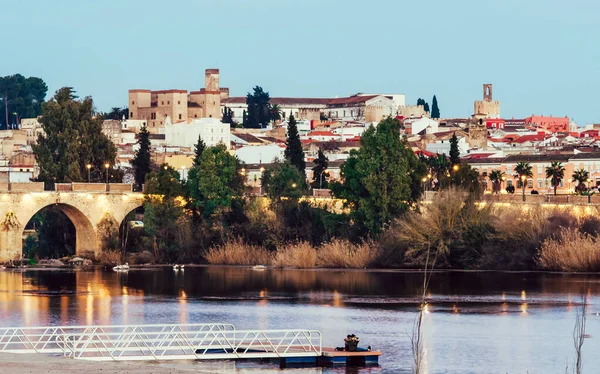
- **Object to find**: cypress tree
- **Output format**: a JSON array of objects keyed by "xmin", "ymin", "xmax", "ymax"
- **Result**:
[
  {"xmin": 423, "ymin": 101, "xmax": 430, "ymax": 113},
  {"xmin": 193, "ymin": 134, "xmax": 206, "ymax": 167},
  {"xmin": 431, "ymin": 95, "xmax": 440, "ymax": 119},
  {"xmin": 449, "ymin": 133, "xmax": 460, "ymax": 165},
  {"xmin": 284, "ymin": 114, "xmax": 305, "ymax": 176},
  {"xmin": 131, "ymin": 124, "xmax": 152, "ymax": 191}
]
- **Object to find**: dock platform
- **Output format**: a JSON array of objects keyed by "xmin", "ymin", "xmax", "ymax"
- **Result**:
[{"xmin": 0, "ymin": 323, "xmax": 381, "ymax": 368}]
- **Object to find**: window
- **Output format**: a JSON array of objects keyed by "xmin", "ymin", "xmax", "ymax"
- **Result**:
[
  {"xmin": 132, "ymin": 101, "xmax": 135, "ymax": 105},
  {"xmin": 167, "ymin": 101, "xmax": 170, "ymax": 105},
  {"xmin": 527, "ymin": 179, "xmax": 533, "ymax": 188},
  {"xmin": 507, "ymin": 180, "xmax": 513, "ymax": 187},
  {"xmin": 160, "ymin": 121, "xmax": 162, "ymax": 125},
  {"xmin": 161, "ymin": 101, "xmax": 164, "ymax": 105},
  {"xmin": 179, "ymin": 114, "xmax": 182, "ymax": 120},
  {"xmin": 537, "ymin": 165, "xmax": 543, "ymax": 174},
  {"xmin": 178, "ymin": 101, "xmax": 180, "ymax": 105},
  {"xmin": 537, "ymin": 179, "xmax": 543, "ymax": 189},
  {"xmin": 130, "ymin": 112, "xmax": 133, "ymax": 117},
  {"xmin": 194, "ymin": 114, "xmax": 197, "ymax": 118}
]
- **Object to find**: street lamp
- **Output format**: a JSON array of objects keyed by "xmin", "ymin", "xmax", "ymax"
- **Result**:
[
  {"xmin": 86, "ymin": 163, "xmax": 92, "ymax": 183},
  {"xmin": 319, "ymin": 169, "xmax": 329, "ymax": 189},
  {"xmin": 452, "ymin": 164, "xmax": 459, "ymax": 172},
  {"xmin": 104, "ymin": 163, "xmax": 110, "ymax": 184},
  {"xmin": 292, "ymin": 183, "xmax": 297, "ymax": 188},
  {"xmin": 521, "ymin": 175, "xmax": 526, "ymax": 201}
]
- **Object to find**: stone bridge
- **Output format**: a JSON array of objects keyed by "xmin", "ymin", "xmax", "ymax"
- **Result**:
[{"xmin": 0, "ymin": 182, "xmax": 145, "ymax": 262}]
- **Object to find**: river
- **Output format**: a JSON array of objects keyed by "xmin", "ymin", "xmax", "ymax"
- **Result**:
[{"xmin": 0, "ymin": 267, "xmax": 598, "ymax": 373}]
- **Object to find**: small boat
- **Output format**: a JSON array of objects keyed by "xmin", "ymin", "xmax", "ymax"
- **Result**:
[
  {"xmin": 252, "ymin": 265, "xmax": 267, "ymax": 271},
  {"xmin": 113, "ymin": 263, "xmax": 130, "ymax": 272},
  {"xmin": 173, "ymin": 265, "xmax": 180, "ymax": 271}
]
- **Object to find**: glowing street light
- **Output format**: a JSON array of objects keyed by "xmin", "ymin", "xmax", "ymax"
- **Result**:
[
  {"xmin": 452, "ymin": 164, "xmax": 460, "ymax": 172},
  {"xmin": 104, "ymin": 163, "xmax": 110, "ymax": 184},
  {"xmin": 86, "ymin": 163, "xmax": 92, "ymax": 183},
  {"xmin": 292, "ymin": 183, "xmax": 297, "ymax": 188}
]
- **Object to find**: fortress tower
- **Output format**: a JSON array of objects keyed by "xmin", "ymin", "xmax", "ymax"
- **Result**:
[{"xmin": 474, "ymin": 84, "xmax": 500, "ymax": 119}]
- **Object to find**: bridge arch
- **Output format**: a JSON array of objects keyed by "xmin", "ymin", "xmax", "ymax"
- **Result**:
[{"xmin": 0, "ymin": 191, "xmax": 145, "ymax": 262}]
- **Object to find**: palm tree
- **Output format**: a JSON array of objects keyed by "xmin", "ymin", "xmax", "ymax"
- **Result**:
[
  {"xmin": 572, "ymin": 168, "xmax": 589, "ymax": 194},
  {"xmin": 514, "ymin": 161, "xmax": 533, "ymax": 198},
  {"xmin": 488, "ymin": 170, "xmax": 505, "ymax": 194},
  {"xmin": 270, "ymin": 104, "xmax": 282, "ymax": 122},
  {"xmin": 545, "ymin": 161, "xmax": 565, "ymax": 195}
]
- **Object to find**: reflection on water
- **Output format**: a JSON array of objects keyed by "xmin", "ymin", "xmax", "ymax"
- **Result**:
[{"xmin": 1, "ymin": 268, "xmax": 600, "ymax": 372}]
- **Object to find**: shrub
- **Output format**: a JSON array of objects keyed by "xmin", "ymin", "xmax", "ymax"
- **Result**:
[
  {"xmin": 538, "ymin": 228, "xmax": 600, "ymax": 271},
  {"xmin": 272, "ymin": 242, "xmax": 317, "ymax": 268},
  {"xmin": 317, "ymin": 239, "xmax": 379, "ymax": 268},
  {"xmin": 96, "ymin": 250, "xmax": 122, "ymax": 266},
  {"xmin": 579, "ymin": 216, "xmax": 600, "ymax": 237},
  {"xmin": 128, "ymin": 251, "xmax": 156, "ymax": 265},
  {"xmin": 204, "ymin": 238, "xmax": 272, "ymax": 265}
]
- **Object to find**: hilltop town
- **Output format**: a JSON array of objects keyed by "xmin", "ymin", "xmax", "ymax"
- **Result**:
[{"xmin": 4, "ymin": 69, "xmax": 598, "ymax": 196}]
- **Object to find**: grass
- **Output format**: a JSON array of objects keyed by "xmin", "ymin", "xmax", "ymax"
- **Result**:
[
  {"xmin": 317, "ymin": 239, "xmax": 379, "ymax": 268},
  {"xmin": 272, "ymin": 242, "xmax": 317, "ymax": 268},
  {"xmin": 538, "ymin": 228, "xmax": 600, "ymax": 271},
  {"xmin": 204, "ymin": 238, "xmax": 379, "ymax": 268},
  {"xmin": 204, "ymin": 238, "xmax": 273, "ymax": 266}
]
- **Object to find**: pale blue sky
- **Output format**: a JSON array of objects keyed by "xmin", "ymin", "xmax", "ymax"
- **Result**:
[{"xmin": 1, "ymin": 0, "xmax": 598, "ymax": 124}]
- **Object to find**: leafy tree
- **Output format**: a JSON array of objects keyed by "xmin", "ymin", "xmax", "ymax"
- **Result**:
[
  {"xmin": 488, "ymin": 170, "xmax": 505, "ymax": 194},
  {"xmin": 24, "ymin": 207, "xmax": 76, "ymax": 259},
  {"xmin": 425, "ymin": 154, "xmax": 450, "ymax": 189},
  {"xmin": 245, "ymin": 86, "xmax": 271, "ymax": 128},
  {"xmin": 131, "ymin": 124, "xmax": 152, "ymax": 191},
  {"xmin": 431, "ymin": 95, "xmax": 440, "ymax": 119},
  {"xmin": 331, "ymin": 117, "xmax": 420, "ymax": 235},
  {"xmin": 193, "ymin": 135, "xmax": 206, "ymax": 167},
  {"xmin": 284, "ymin": 114, "xmax": 306, "ymax": 176},
  {"xmin": 424, "ymin": 102, "xmax": 430, "ymax": 113},
  {"xmin": 311, "ymin": 150, "xmax": 329, "ymax": 189},
  {"xmin": 262, "ymin": 159, "xmax": 306, "ymax": 202},
  {"xmin": 572, "ymin": 168, "xmax": 589, "ymax": 194},
  {"xmin": 0, "ymin": 74, "xmax": 48, "ymax": 129},
  {"xmin": 514, "ymin": 161, "xmax": 533, "ymax": 196},
  {"xmin": 448, "ymin": 163, "xmax": 482, "ymax": 194},
  {"xmin": 546, "ymin": 161, "xmax": 565, "ymax": 195},
  {"xmin": 32, "ymin": 87, "xmax": 118, "ymax": 187},
  {"xmin": 449, "ymin": 133, "xmax": 460, "ymax": 165},
  {"xmin": 143, "ymin": 165, "xmax": 185, "ymax": 262},
  {"xmin": 188, "ymin": 144, "xmax": 245, "ymax": 219}
]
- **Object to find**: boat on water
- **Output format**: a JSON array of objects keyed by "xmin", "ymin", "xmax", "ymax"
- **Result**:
[
  {"xmin": 252, "ymin": 265, "xmax": 267, "ymax": 271},
  {"xmin": 112, "ymin": 263, "xmax": 130, "ymax": 271},
  {"xmin": 173, "ymin": 264, "xmax": 185, "ymax": 271}
]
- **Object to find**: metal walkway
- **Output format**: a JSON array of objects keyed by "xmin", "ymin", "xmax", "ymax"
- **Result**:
[{"xmin": 0, "ymin": 323, "xmax": 322, "ymax": 361}]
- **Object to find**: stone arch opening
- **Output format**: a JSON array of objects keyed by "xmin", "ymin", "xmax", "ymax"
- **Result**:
[
  {"xmin": 118, "ymin": 206, "xmax": 145, "ymax": 254},
  {"xmin": 21, "ymin": 203, "xmax": 97, "ymax": 259}
]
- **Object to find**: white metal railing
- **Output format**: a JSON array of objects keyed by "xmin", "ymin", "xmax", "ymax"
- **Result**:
[{"xmin": 0, "ymin": 324, "xmax": 322, "ymax": 361}]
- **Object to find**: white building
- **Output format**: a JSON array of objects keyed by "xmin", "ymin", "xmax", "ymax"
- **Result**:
[
  {"xmin": 426, "ymin": 135, "xmax": 469, "ymax": 156},
  {"xmin": 164, "ymin": 117, "xmax": 230, "ymax": 149},
  {"xmin": 404, "ymin": 117, "xmax": 439, "ymax": 135},
  {"xmin": 235, "ymin": 144, "xmax": 284, "ymax": 164}
]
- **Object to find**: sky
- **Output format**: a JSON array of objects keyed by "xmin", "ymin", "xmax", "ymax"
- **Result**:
[{"xmin": 1, "ymin": 0, "xmax": 598, "ymax": 124}]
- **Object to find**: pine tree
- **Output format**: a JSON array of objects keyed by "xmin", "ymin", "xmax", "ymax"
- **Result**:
[
  {"xmin": 193, "ymin": 135, "xmax": 206, "ymax": 167},
  {"xmin": 424, "ymin": 101, "xmax": 430, "ymax": 113},
  {"xmin": 449, "ymin": 133, "xmax": 460, "ymax": 165},
  {"xmin": 431, "ymin": 95, "xmax": 440, "ymax": 119},
  {"xmin": 311, "ymin": 150, "xmax": 329, "ymax": 189},
  {"xmin": 284, "ymin": 114, "xmax": 305, "ymax": 176},
  {"xmin": 131, "ymin": 124, "xmax": 152, "ymax": 192}
]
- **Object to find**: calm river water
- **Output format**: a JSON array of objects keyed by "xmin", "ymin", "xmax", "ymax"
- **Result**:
[{"xmin": 1, "ymin": 267, "xmax": 599, "ymax": 373}]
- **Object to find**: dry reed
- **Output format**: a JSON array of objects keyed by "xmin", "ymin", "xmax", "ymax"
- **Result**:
[
  {"xmin": 204, "ymin": 238, "xmax": 272, "ymax": 265},
  {"xmin": 272, "ymin": 242, "xmax": 317, "ymax": 268},
  {"xmin": 317, "ymin": 239, "xmax": 379, "ymax": 268},
  {"xmin": 538, "ymin": 228, "xmax": 600, "ymax": 271}
]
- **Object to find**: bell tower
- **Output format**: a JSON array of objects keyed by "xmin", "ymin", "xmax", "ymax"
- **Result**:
[{"xmin": 483, "ymin": 84, "xmax": 493, "ymax": 102}]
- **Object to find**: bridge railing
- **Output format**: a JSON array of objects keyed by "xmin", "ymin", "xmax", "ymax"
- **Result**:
[
  {"xmin": 0, "ymin": 182, "xmax": 135, "ymax": 193},
  {"xmin": 0, "ymin": 323, "xmax": 322, "ymax": 361}
]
